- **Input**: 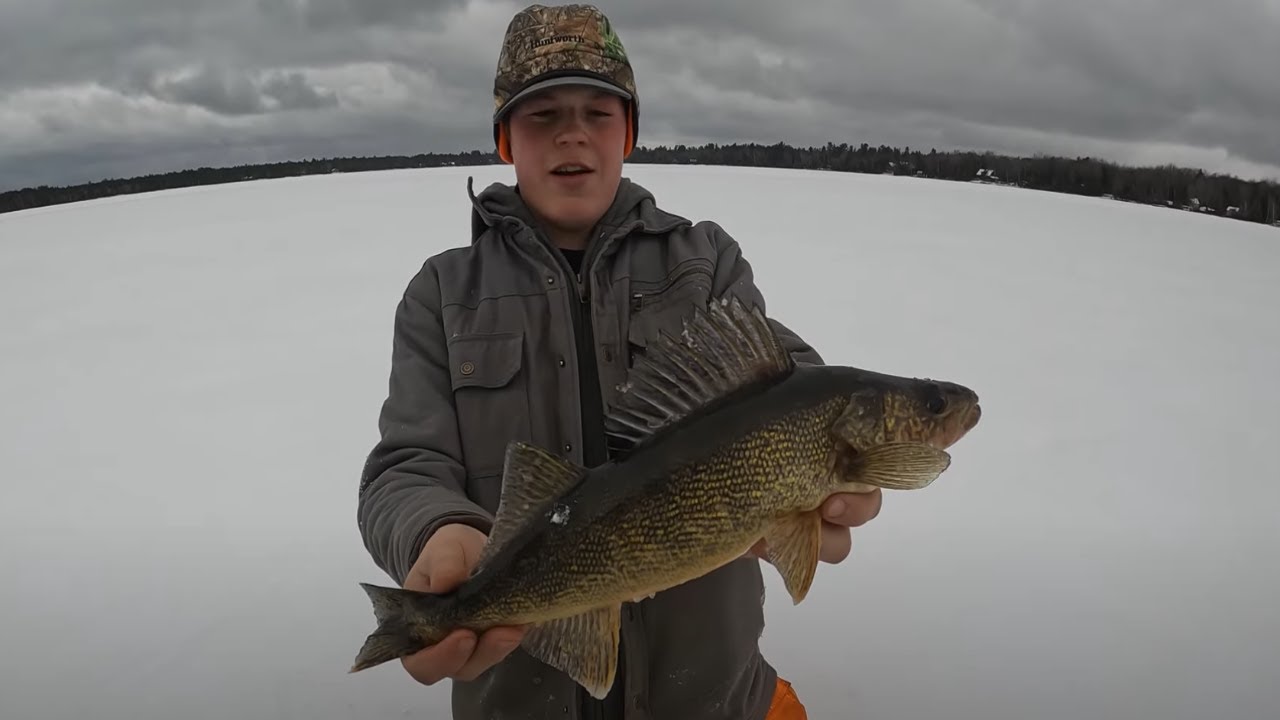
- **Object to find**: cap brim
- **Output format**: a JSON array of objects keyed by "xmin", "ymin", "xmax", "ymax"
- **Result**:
[{"xmin": 494, "ymin": 76, "xmax": 632, "ymax": 121}]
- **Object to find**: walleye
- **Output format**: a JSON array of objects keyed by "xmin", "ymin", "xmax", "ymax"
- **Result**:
[{"xmin": 349, "ymin": 295, "xmax": 981, "ymax": 698}]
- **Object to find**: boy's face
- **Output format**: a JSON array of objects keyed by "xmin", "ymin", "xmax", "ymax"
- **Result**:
[{"xmin": 506, "ymin": 85, "xmax": 629, "ymax": 242}]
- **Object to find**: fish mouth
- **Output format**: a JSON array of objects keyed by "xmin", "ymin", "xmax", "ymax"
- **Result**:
[
  {"xmin": 950, "ymin": 403, "xmax": 982, "ymax": 444},
  {"xmin": 965, "ymin": 403, "xmax": 982, "ymax": 431},
  {"xmin": 925, "ymin": 403, "xmax": 981, "ymax": 450}
]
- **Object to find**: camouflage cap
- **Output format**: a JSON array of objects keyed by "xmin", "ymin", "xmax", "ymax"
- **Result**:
[{"xmin": 492, "ymin": 3, "xmax": 638, "ymax": 124}]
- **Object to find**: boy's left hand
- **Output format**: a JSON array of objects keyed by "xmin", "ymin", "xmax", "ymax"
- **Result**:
[
  {"xmin": 743, "ymin": 488, "xmax": 882, "ymax": 564},
  {"xmin": 816, "ymin": 489, "xmax": 882, "ymax": 563}
]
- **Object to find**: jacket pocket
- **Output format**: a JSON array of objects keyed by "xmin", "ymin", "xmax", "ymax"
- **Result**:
[
  {"xmin": 629, "ymin": 257, "xmax": 713, "ymax": 313},
  {"xmin": 447, "ymin": 331, "xmax": 530, "ymax": 505},
  {"xmin": 627, "ymin": 260, "xmax": 713, "ymax": 366}
]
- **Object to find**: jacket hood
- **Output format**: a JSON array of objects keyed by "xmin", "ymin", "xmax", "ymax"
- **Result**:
[{"xmin": 466, "ymin": 175, "xmax": 690, "ymax": 245}]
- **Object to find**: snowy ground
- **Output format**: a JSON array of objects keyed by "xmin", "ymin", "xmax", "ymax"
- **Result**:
[{"xmin": 2, "ymin": 164, "xmax": 1277, "ymax": 720}]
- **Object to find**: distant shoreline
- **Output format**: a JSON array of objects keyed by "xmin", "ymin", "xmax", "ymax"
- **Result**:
[{"xmin": 3, "ymin": 142, "xmax": 1278, "ymax": 229}]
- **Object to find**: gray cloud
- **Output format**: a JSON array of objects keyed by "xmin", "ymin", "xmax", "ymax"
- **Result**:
[
  {"xmin": 1, "ymin": 0, "xmax": 1277, "ymax": 192},
  {"xmin": 139, "ymin": 65, "xmax": 339, "ymax": 115},
  {"xmin": 258, "ymin": 0, "xmax": 469, "ymax": 30}
]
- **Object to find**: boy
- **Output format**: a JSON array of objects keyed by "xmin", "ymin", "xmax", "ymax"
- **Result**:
[{"xmin": 357, "ymin": 4, "xmax": 883, "ymax": 718}]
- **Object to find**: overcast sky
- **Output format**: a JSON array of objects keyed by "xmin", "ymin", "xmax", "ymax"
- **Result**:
[{"xmin": 1, "ymin": 0, "xmax": 1278, "ymax": 192}]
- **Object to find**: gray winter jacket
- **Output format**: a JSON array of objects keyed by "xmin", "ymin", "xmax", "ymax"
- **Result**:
[{"xmin": 357, "ymin": 175, "xmax": 823, "ymax": 720}]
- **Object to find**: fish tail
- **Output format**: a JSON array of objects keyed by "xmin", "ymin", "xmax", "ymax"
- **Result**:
[{"xmin": 348, "ymin": 582, "xmax": 445, "ymax": 673}]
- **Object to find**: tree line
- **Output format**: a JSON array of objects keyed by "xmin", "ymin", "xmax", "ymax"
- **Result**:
[
  {"xmin": 0, "ymin": 150, "xmax": 501, "ymax": 215},
  {"xmin": 3, "ymin": 141, "xmax": 1278, "ymax": 228}
]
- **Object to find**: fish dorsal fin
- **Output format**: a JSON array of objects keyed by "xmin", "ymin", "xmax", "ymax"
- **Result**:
[
  {"xmin": 476, "ymin": 442, "xmax": 587, "ymax": 570},
  {"xmin": 606, "ymin": 294, "xmax": 793, "ymax": 450}
]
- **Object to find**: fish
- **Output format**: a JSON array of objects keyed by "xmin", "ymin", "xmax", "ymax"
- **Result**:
[{"xmin": 348, "ymin": 294, "xmax": 981, "ymax": 698}]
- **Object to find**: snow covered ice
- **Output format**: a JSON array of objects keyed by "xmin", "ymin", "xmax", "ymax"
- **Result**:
[{"xmin": 1, "ymin": 164, "xmax": 1277, "ymax": 720}]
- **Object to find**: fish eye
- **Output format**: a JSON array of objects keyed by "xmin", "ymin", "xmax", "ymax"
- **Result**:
[{"xmin": 924, "ymin": 384, "xmax": 948, "ymax": 414}]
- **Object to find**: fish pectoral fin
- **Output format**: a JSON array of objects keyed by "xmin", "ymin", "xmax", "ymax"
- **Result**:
[
  {"xmin": 478, "ymin": 442, "xmax": 588, "ymax": 570},
  {"xmin": 520, "ymin": 604, "xmax": 622, "ymax": 700},
  {"xmin": 846, "ymin": 442, "xmax": 952, "ymax": 490},
  {"xmin": 763, "ymin": 511, "xmax": 823, "ymax": 605}
]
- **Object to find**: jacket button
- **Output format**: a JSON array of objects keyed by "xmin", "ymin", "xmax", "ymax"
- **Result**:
[
  {"xmin": 564, "ymin": 443, "xmax": 572, "ymax": 452},
  {"xmin": 603, "ymin": 347, "xmax": 613, "ymax": 363},
  {"xmin": 460, "ymin": 361, "xmax": 474, "ymax": 375},
  {"xmin": 558, "ymin": 357, "xmax": 566, "ymax": 367}
]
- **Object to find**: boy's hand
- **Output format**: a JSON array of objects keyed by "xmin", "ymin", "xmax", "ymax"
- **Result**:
[
  {"xmin": 743, "ymin": 488, "xmax": 883, "ymax": 564},
  {"xmin": 399, "ymin": 523, "xmax": 528, "ymax": 684},
  {"xmin": 815, "ymin": 489, "xmax": 882, "ymax": 563}
]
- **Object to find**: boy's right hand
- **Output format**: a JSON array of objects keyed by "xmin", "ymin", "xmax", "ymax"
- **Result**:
[{"xmin": 400, "ymin": 523, "xmax": 528, "ymax": 685}]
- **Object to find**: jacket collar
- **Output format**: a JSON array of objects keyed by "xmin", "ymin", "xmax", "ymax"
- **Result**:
[{"xmin": 466, "ymin": 175, "xmax": 691, "ymax": 246}]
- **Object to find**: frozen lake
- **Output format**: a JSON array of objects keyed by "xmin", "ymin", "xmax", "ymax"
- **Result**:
[{"xmin": 2, "ymin": 164, "xmax": 1277, "ymax": 720}]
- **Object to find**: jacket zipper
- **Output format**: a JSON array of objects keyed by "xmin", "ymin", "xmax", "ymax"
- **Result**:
[{"xmin": 570, "ymin": 265, "xmax": 608, "ymax": 474}]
